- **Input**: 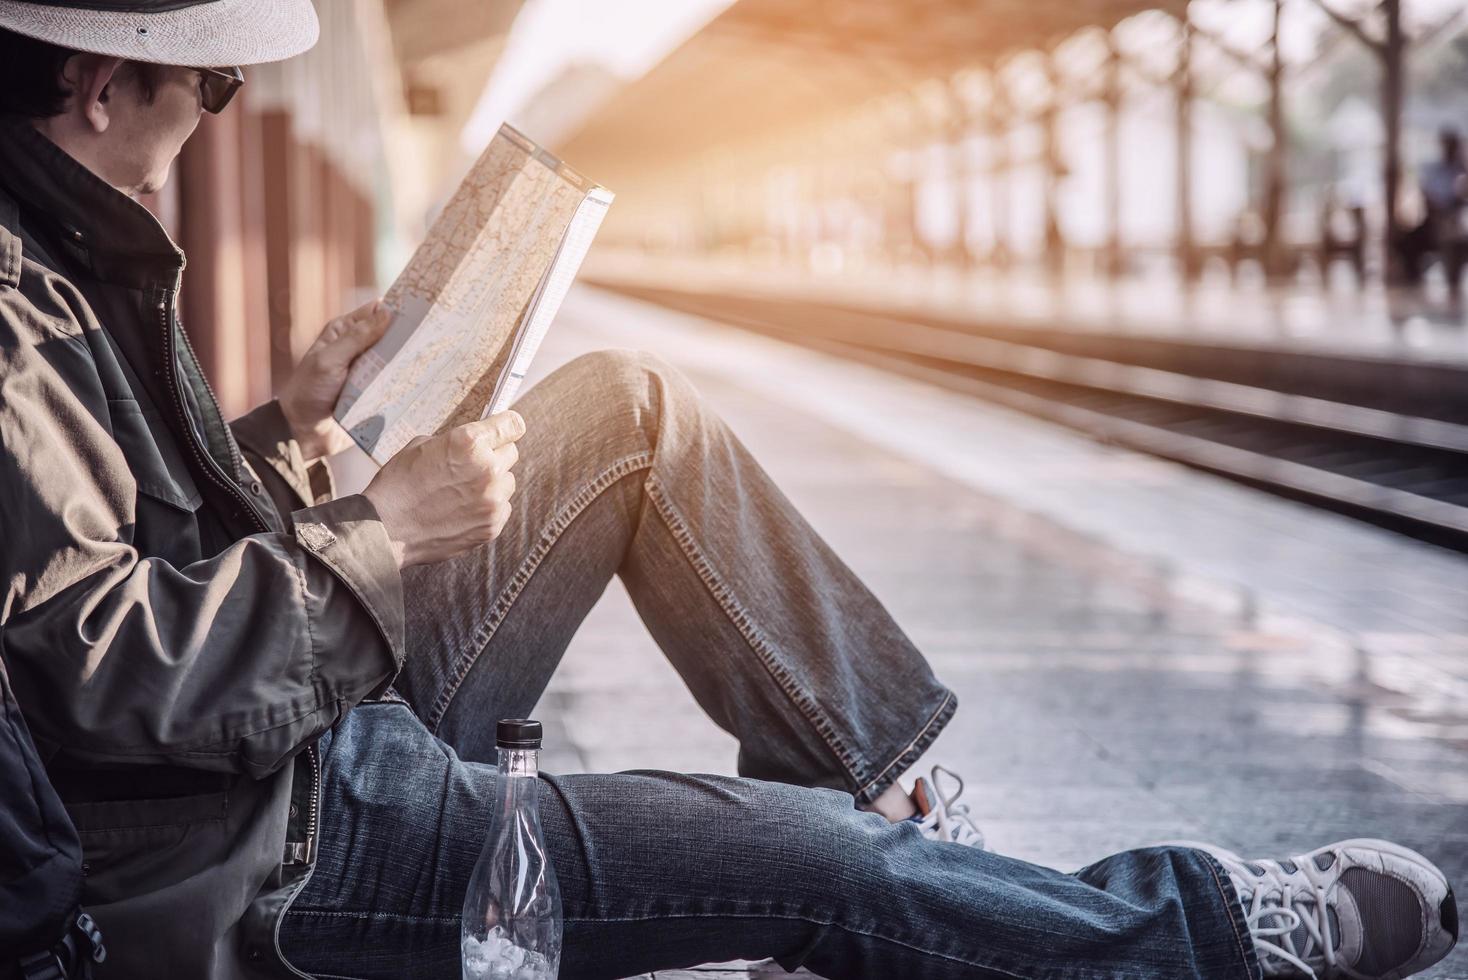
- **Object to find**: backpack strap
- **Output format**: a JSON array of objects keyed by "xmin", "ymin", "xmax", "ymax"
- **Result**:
[
  {"xmin": 17, "ymin": 950, "xmax": 65, "ymax": 980},
  {"xmin": 16, "ymin": 912, "xmax": 105, "ymax": 980}
]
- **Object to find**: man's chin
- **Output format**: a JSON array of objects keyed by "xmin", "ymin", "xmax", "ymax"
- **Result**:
[{"xmin": 136, "ymin": 167, "xmax": 172, "ymax": 197}]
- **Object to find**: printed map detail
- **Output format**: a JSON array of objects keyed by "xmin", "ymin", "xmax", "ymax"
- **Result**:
[{"xmin": 335, "ymin": 124, "xmax": 613, "ymax": 464}]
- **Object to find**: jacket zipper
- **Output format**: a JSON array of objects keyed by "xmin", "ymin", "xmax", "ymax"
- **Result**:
[
  {"xmin": 273, "ymin": 743, "xmax": 322, "ymax": 979},
  {"xmin": 303, "ymin": 742, "xmax": 320, "ymax": 861},
  {"xmin": 281, "ymin": 743, "xmax": 320, "ymax": 868},
  {"xmin": 156, "ymin": 278, "xmax": 324, "ymax": 966},
  {"xmin": 157, "ymin": 275, "xmax": 266, "ymax": 536}
]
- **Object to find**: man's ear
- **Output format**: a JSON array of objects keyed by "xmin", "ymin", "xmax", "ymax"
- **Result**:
[{"xmin": 64, "ymin": 54, "xmax": 125, "ymax": 134}]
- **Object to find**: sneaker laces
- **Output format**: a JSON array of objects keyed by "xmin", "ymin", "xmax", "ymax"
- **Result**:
[
  {"xmin": 1227, "ymin": 858, "xmax": 1339, "ymax": 979},
  {"xmin": 914, "ymin": 766, "xmax": 985, "ymax": 850}
]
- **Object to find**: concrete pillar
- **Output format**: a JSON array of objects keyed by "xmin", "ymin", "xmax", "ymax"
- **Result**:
[
  {"xmin": 1381, "ymin": 0, "xmax": 1405, "ymax": 282},
  {"xmin": 176, "ymin": 107, "xmax": 269, "ymax": 417},
  {"xmin": 1042, "ymin": 55, "xmax": 1065, "ymax": 274},
  {"xmin": 260, "ymin": 110, "xmax": 297, "ymax": 392},
  {"xmin": 1261, "ymin": 0, "xmax": 1288, "ymax": 277},
  {"xmin": 947, "ymin": 79, "xmax": 974, "ymax": 268},
  {"xmin": 1104, "ymin": 35, "xmax": 1123, "ymax": 276},
  {"xmin": 897, "ymin": 94, "xmax": 927, "ymax": 264},
  {"xmin": 237, "ymin": 107, "xmax": 272, "ymax": 409},
  {"xmin": 289, "ymin": 140, "xmax": 325, "ymax": 363},
  {"xmin": 1175, "ymin": 15, "xmax": 1199, "ymax": 279},
  {"xmin": 988, "ymin": 91, "xmax": 1011, "ymax": 269}
]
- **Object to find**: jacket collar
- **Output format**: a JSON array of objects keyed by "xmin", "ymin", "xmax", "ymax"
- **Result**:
[{"xmin": 0, "ymin": 117, "xmax": 184, "ymax": 289}]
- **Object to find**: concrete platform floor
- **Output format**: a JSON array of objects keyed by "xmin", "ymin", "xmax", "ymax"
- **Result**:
[{"xmin": 516, "ymin": 286, "xmax": 1468, "ymax": 979}]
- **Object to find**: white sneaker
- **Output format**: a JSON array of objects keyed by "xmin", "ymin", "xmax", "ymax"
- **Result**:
[
  {"xmin": 1185, "ymin": 838, "xmax": 1458, "ymax": 979},
  {"xmin": 907, "ymin": 766, "xmax": 984, "ymax": 850}
]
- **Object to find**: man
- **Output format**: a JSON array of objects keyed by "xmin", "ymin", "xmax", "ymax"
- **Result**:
[
  {"xmin": 0, "ymin": 2, "xmax": 1457, "ymax": 978},
  {"xmin": 1400, "ymin": 128, "xmax": 1468, "ymax": 294}
]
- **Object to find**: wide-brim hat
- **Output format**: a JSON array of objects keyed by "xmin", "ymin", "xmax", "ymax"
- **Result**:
[{"xmin": 0, "ymin": 0, "xmax": 319, "ymax": 67}]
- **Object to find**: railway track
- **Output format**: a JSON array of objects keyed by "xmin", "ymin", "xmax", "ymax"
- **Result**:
[{"xmin": 601, "ymin": 282, "xmax": 1468, "ymax": 550}]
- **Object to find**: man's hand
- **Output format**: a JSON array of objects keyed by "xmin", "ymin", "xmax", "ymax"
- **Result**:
[
  {"xmin": 278, "ymin": 298, "xmax": 393, "ymax": 460},
  {"xmin": 362, "ymin": 411, "xmax": 525, "ymax": 569}
]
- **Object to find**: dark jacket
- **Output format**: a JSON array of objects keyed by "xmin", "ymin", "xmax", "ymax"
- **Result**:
[
  {"xmin": 0, "ymin": 119, "xmax": 407, "ymax": 977},
  {"xmin": 1, "ymin": 652, "xmax": 88, "ymax": 975}
]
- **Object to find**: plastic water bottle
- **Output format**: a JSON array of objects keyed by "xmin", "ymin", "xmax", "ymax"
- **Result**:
[{"xmin": 461, "ymin": 719, "xmax": 562, "ymax": 980}]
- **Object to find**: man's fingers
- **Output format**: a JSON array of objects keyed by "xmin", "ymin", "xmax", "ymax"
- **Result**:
[
  {"xmin": 318, "ymin": 299, "xmax": 391, "ymax": 364},
  {"xmin": 352, "ymin": 300, "xmax": 393, "ymax": 346},
  {"xmin": 463, "ymin": 410, "xmax": 526, "ymax": 451},
  {"xmin": 488, "ymin": 440, "xmax": 519, "ymax": 477}
]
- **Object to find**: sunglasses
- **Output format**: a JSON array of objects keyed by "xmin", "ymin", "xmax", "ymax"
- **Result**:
[{"xmin": 193, "ymin": 66, "xmax": 244, "ymax": 114}]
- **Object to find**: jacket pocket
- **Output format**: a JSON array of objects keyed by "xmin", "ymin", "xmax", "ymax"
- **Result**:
[
  {"xmin": 107, "ymin": 397, "xmax": 202, "ymax": 512},
  {"xmin": 66, "ymin": 788, "xmax": 231, "ymax": 905}
]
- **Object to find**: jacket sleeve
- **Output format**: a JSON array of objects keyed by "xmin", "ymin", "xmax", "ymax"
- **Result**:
[
  {"xmin": 230, "ymin": 398, "xmax": 335, "ymax": 513},
  {"xmin": 0, "ymin": 297, "xmax": 406, "ymax": 780}
]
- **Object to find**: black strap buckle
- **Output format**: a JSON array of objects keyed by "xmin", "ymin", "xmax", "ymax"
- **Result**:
[
  {"xmin": 73, "ymin": 913, "xmax": 105, "ymax": 967},
  {"xmin": 17, "ymin": 912, "xmax": 106, "ymax": 980}
]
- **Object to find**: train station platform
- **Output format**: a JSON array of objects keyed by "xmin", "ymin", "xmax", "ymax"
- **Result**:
[
  {"xmin": 582, "ymin": 253, "xmax": 1468, "ymax": 557},
  {"xmin": 584, "ymin": 251, "xmax": 1468, "ymax": 367},
  {"xmin": 521, "ymin": 285, "xmax": 1468, "ymax": 979}
]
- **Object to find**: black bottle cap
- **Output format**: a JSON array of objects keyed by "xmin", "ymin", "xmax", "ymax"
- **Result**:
[{"xmin": 496, "ymin": 719, "xmax": 543, "ymax": 749}]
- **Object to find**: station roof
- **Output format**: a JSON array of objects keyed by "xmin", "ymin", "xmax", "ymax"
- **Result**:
[
  {"xmin": 558, "ymin": 0, "xmax": 1187, "ymax": 179},
  {"xmin": 382, "ymin": 0, "xmax": 522, "ymax": 67},
  {"xmin": 711, "ymin": 0, "xmax": 1183, "ymax": 71},
  {"xmin": 379, "ymin": 0, "xmax": 525, "ymax": 190}
]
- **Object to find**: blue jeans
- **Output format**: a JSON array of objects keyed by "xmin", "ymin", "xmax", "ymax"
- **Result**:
[{"xmin": 278, "ymin": 350, "xmax": 1259, "ymax": 979}]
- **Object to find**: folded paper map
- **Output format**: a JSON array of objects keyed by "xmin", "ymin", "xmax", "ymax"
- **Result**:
[{"xmin": 334, "ymin": 123, "xmax": 613, "ymax": 464}]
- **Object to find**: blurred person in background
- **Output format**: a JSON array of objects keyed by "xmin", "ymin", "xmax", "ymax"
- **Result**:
[
  {"xmin": 0, "ymin": 2, "xmax": 1457, "ymax": 979},
  {"xmin": 1399, "ymin": 127, "xmax": 1468, "ymax": 294}
]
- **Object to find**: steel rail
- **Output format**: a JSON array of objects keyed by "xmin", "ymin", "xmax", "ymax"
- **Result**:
[{"xmin": 605, "ymin": 283, "xmax": 1468, "ymax": 545}]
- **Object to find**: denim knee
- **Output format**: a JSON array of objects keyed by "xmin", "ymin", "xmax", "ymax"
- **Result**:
[
  {"xmin": 689, "ymin": 778, "xmax": 907, "ymax": 921},
  {"xmin": 557, "ymin": 348, "xmax": 708, "ymax": 460}
]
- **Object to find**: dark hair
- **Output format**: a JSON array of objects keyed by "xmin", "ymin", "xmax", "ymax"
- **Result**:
[{"xmin": 0, "ymin": 27, "xmax": 162, "ymax": 119}]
